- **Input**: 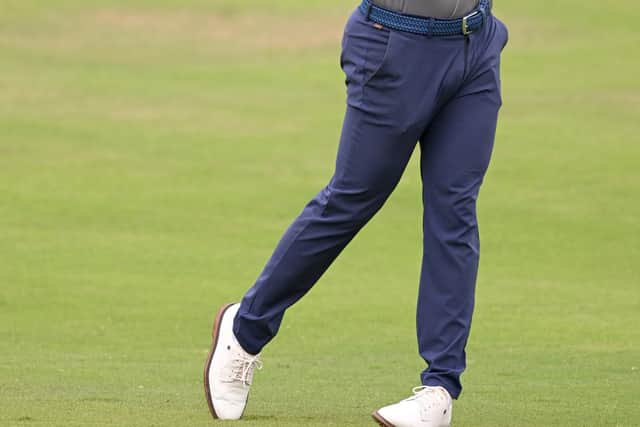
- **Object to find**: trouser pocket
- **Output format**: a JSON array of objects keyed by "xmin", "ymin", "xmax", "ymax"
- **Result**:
[{"xmin": 340, "ymin": 9, "xmax": 393, "ymax": 96}]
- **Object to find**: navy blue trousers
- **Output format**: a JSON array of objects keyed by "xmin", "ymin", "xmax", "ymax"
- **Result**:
[{"xmin": 234, "ymin": 7, "xmax": 508, "ymax": 399}]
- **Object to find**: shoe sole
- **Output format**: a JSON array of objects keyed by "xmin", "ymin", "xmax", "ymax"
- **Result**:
[
  {"xmin": 203, "ymin": 303, "xmax": 235, "ymax": 420},
  {"xmin": 371, "ymin": 411, "xmax": 395, "ymax": 427}
]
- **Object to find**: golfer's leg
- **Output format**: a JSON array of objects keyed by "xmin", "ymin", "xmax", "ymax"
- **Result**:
[
  {"xmin": 234, "ymin": 102, "xmax": 418, "ymax": 354},
  {"xmin": 417, "ymin": 66, "xmax": 503, "ymax": 398}
]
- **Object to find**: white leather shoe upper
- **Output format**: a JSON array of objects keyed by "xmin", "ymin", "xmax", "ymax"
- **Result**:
[
  {"xmin": 376, "ymin": 386, "xmax": 452, "ymax": 427},
  {"xmin": 206, "ymin": 303, "xmax": 262, "ymax": 420}
]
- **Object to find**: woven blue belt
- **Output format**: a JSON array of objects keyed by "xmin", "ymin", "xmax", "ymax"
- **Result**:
[{"xmin": 359, "ymin": 0, "xmax": 491, "ymax": 36}]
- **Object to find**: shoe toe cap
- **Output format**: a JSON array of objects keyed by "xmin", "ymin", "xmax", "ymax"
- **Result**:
[
  {"xmin": 212, "ymin": 398, "xmax": 245, "ymax": 420},
  {"xmin": 377, "ymin": 403, "xmax": 416, "ymax": 427}
]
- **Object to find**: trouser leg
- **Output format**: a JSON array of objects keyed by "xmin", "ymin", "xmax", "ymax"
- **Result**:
[
  {"xmin": 234, "ymin": 104, "xmax": 418, "ymax": 354},
  {"xmin": 417, "ymin": 77, "xmax": 502, "ymax": 397}
]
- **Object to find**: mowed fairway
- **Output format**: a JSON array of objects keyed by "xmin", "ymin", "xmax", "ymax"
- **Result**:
[{"xmin": 1, "ymin": 0, "xmax": 639, "ymax": 426}]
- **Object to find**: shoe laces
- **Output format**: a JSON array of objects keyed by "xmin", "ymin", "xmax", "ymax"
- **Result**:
[
  {"xmin": 229, "ymin": 353, "xmax": 263, "ymax": 386},
  {"xmin": 405, "ymin": 386, "xmax": 450, "ymax": 421},
  {"xmin": 406, "ymin": 385, "xmax": 449, "ymax": 405},
  {"xmin": 406, "ymin": 385, "xmax": 433, "ymax": 401}
]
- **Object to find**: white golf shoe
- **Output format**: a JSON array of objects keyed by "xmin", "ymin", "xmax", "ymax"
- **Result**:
[
  {"xmin": 203, "ymin": 303, "xmax": 262, "ymax": 420},
  {"xmin": 372, "ymin": 386, "xmax": 453, "ymax": 427}
]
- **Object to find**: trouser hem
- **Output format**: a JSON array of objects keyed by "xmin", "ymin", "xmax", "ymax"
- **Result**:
[
  {"xmin": 422, "ymin": 376, "xmax": 462, "ymax": 400},
  {"xmin": 232, "ymin": 314, "xmax": 263, "ymax": 356}
]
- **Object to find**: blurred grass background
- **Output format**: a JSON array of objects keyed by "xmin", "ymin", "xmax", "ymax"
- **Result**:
[{"xmin": 1, "ymin": 0, "xmax": 639, "ymax": 426}]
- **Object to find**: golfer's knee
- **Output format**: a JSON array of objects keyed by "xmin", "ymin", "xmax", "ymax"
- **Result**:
[{"xmin": 320, "ymin": 183, "xmax": 387, "ymax": 227}]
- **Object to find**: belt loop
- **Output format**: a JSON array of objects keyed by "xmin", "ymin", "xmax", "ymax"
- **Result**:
[
  {"xmin": 427, "ymin": 17, "xmax": 434, "ymax": 38},
  {"xmin": 365, "ymin": 0, "xmax": 373, "ymax": 20},
  {"xmin": 480, "ymin": 2, "xmax": 487, "ymax": 25}
]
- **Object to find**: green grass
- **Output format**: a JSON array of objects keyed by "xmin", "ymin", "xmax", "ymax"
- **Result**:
[{"xmin": 1, "ymin": 0, "xmax": 639, "ymax": 426}]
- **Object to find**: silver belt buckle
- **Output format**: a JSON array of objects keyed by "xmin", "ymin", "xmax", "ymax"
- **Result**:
[{"xmin": 461, "ymin": 11, "xmax": 478, "ymax": 35}]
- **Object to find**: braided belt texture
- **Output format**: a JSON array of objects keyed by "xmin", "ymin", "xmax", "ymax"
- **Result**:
[{"xmin": 359, "ymin": 0, "xmax": 491, "ymax": 36}]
